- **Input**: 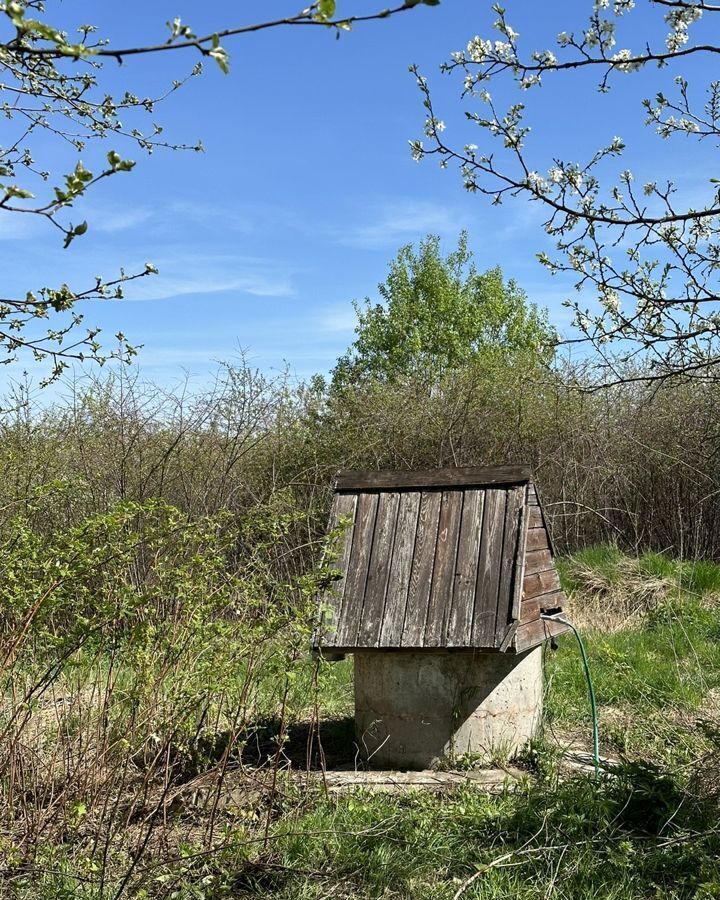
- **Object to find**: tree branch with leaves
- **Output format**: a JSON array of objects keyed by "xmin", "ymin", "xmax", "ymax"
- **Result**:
[
  {"xmin": 0, "ymin": 0, "xmax": 438, "ymax": 388},
  {"xmin": 411, "ymin": 0, "xmax": 720, "ymax": 385}
]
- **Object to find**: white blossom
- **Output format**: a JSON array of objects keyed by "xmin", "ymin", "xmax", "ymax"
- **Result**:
[
  {"xmin": 497, "ymin": 22, "xmax": 519, "ymax": 41},
  {"xmin": 493, "ymin": 40, "xmax": 514, "ymax": 61},
  {"xmin": 666, "ymin": 29, "xmax": 689, "ymax": 51},
  {"xmin": 526, "ymin": 171, "xmax": 548, "ymax": 193},
  {"xmin": 664, "ymin": 6, "xmax": 701, "ymax": 53},
  {"xmin": 467, "ymin": 36, "xmax": 492, "ymax": 62},
  {"xmin": 424, "ymin": 117, "xmax": 445, "ymax": 137},
  {"xmin": 678, "ymin": 117, "xmax": 700, "ymax": 133},
  {"xmin": 409, "ymin": 139, "xmax": 424, "ymax": 162},
  {"xmin": 600, "ymin": 288, "xmax": 621, "ymax": 314},
  {"xmin": 610, "ymin": 48, "xmax": 643, "ymax": 72},
  {"xmin": 520, "ymin": 75, "xmax": 541, "ymax": 89},
  {"xmin": 585, "ymin": 26, "xmax": 600, "ymax": 47},
  {"xmin": 576, "ymin": 313, "xmax": 592, "ymax": 332}
]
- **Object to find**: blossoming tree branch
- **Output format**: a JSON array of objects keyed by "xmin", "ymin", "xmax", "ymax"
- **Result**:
[
  {"xmin": 411, "ymin": 0, "xmax": 720, "ymax": 385},
  {"xmin": 0, "ymin": 0, "xmax": 438, "ymax": 387}
]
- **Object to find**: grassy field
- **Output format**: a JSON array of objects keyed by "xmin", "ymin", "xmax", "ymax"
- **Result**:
[{"xmin": 2, "ymin": 547, "xmax": 719, "ymax": 899}]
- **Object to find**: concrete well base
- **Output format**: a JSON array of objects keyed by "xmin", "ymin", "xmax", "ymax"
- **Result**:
[{"xmin": 354, "ymin": 648, "xmax": 543, "ymax": 769}]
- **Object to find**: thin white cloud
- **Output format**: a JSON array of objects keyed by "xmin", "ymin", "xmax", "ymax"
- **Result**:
[
  {"xmin": 338, "ymin": 199, "xmax": 468, "ymax": 248},
  {"xmin": 0, "ymin": 213, "xmax": 42, "ymax": 241},
  {"xmin": 93, "ymin": 207, "xmax": 154, "ymax": 233},
  {"xmin": 67, "ymin": 198, "xmax": 258, "ymax": 239},
  {"xmin": 314, "ymin": 305, "xmax": 357, "ymax": 334},
  {"xmin": 116, "ymin": 254, "xmax": 295, "ymax": 301},
  {"xmin": 497, "ymin": 196, "xmax": 547, "ymax": 239},
  {"xmin": 163, "ymin": 201, "xmax": 257, "ymax": 235}
]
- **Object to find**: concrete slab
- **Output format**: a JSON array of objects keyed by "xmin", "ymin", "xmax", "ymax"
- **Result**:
[{"xmin": 316, "ymin": 767, "xmax": 524, "ymax": 794}]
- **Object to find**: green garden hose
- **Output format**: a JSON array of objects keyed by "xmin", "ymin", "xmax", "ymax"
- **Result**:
[{"xmin": 541, "ymin": 612, "xmax": 601, "ymax": 781}]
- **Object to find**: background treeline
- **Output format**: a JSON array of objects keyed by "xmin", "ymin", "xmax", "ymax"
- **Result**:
[{"xmin": 1, "ymin": 351, "xmax": 718, "ymax": 562}]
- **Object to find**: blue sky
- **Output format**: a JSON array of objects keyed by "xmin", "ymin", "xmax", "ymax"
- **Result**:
[{"xmin": 2, "ymin": 0, "xmax": 716, "ymax": 394}]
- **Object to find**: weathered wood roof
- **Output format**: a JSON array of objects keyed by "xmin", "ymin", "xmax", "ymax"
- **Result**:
[{"xmin": 313, "ymin": 466, "xmax": 569, "ymax": 653}]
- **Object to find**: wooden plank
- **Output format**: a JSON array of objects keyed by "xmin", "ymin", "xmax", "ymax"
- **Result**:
[
  {"xmin": 379, "ymin": 491, "xmax": 421, "ymax": 646},
  {"xmin": 499, "ymin": 621, "xmax": 518, "ymax": 652},
  {"xmin": 401, "ymin": 490, "xmax": 442, "ymax": 647},
  {"xmin": 334, "ymin": 492, "xmax": 379, "ymax": 647},
  {"xmin": 523, "ymin": 569, "xmax": 561, "ymax": 600},
  {"xmin": 356, "ymin": 492, "xmax": 400, "ymax": 647},
  {"xmin": 509, "ymin": 485, "xmax": 529, "ymax": 624},
  {"xmin": 494, "ymin": 485, "xmax": 525, "ymax": 647},
  {"xmin": 314, "ymin": 493, "xmax": 357, "ymax": 647},
  {"xmin": 525, "ymin": 527, "xmax": 550, "ymax": 552},
  {"xmin": 524, "ymin": 549, "xmax": 553, "ymax": 576},
  {"xmin": 445, "ymin": 489, "xmax": 485, "ymax": 647},
  {"xmin": 513, "ymin": 616, "xmax": 570, "ymax": 653},
  {"xmin": 521, "ymin": 590, "xmax": 565, "ymax": 624},
  {"xmin": 527, "ymin": 506, "xmax": 543, "ymax": 529},
  {"xmin": 532, "ymin": 482, "xmax": 558, "ymax": 558},
  {"xmin": 424, "ymin": 490, "xmax": 464, "ymax": 646},
  {"xmin": 335, "ymin": 466, "xmax": 531, "ymax": 492},
  {"xmin": 527, "ymin": 483, "xmax": 539, "ymax": 505},
  {"xmin": 471, "ymin": 489, "xmax": 507, "ymax": 647}
]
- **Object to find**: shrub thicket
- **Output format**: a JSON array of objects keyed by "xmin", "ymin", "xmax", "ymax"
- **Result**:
[{"xmin": 3, "ymin": 358, "xmax": 716, "ymax": 560}]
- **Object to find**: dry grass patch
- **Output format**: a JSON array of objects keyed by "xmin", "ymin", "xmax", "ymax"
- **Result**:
[{"xmin": 562, "ymin": 554, "xmax": 673, "ymax": 631}]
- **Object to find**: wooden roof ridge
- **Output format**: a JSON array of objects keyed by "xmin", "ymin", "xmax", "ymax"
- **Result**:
[{"xmin": 334, "ymin": 465, "xmax": 532, "ymax": 492}]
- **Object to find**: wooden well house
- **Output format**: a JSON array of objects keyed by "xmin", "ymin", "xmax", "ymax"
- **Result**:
[{"xmin": 313, "ymin": 466, "xmax": 569, "ymax": 769}]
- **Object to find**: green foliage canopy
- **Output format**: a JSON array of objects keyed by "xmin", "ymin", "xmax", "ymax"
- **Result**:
[{"xmin": 332, "ymin": 232, "xmax": 554, "ymax": 388}]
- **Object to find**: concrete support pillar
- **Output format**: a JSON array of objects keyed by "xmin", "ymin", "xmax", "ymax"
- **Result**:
[{"xmin": 354, "ymin": 648, "xmax": 543, "ymax": 769}]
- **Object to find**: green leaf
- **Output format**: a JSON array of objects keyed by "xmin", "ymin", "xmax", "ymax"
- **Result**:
[
  {"xmin": 4, "ymin": 185, "xmax": 34, "ymax": 200},
  {"xmin": 208, "ymin": 43, "xmax": 229, "ymax": 74},
  {"xmin": 5, "ymin": 1, "xmax": 25, "ymax": 26},
  {"xmin": 107, "ymin": 150, "xmax": 135, "ymax": 173},
  {"xmin": 315, "ymin": 0, "xmax": 337, "ymax": 20}
]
